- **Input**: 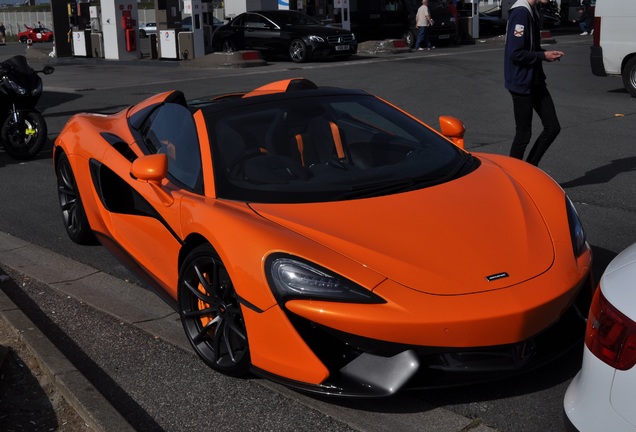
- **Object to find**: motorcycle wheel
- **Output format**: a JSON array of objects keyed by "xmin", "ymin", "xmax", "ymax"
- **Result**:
[{"xmin": 1, "ymin": 110, "xmax": 48, "ymax": 160}]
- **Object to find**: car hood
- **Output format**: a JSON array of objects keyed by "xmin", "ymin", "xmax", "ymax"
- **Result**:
[{"xmin": 250, "ymin": 161, "xmax": 555, "ymax": 296}]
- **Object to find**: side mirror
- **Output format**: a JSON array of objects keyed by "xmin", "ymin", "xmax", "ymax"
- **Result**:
[
  {"xmin": 131, "ymin": 154, "xmax": 174, "ymax": 206},
  {"xmin": 42, "ymin": 65, "xmax": 55, "ymax": 75},
  {"xmin": 438, "ymin": 116, "xmax": 466, "ymax": 149}
]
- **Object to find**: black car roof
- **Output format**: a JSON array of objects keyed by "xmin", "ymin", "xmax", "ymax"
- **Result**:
[{"xmin": 190, "ymin": 81, "xmax": 370, "ymax": 114}]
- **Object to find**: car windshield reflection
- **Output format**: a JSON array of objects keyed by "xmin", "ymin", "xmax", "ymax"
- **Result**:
[{"xmin": 205, "ymin": 94, "xmax": 475, "ymax": 203}]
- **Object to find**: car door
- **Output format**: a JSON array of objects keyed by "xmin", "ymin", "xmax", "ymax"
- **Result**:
[
  {"xmin": 244, "ymin": 13, "xmax": 278, "ymax": 51},
  {"xmin": 100, "ymin": 103, "xmax": 204, "ymax": 298},
  {"xmin": 225, "ymin": 14, "xmax": 248, "ymax": 49}
]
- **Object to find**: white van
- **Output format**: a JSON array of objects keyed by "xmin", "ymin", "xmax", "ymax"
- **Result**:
[{"xmin": 590, "ymin": 0, "xmax": 636, "ymax": 97}]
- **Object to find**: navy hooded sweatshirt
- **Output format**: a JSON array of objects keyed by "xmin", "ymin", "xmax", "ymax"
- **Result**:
[{"xmin": 504, "ymin": 0, "xmax": 547, "ymax": 94}]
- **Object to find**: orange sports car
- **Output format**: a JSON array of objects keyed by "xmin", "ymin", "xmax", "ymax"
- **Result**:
[{"xmin": 54, "ymin": 78, "xmax": 593, "ymax": 396}]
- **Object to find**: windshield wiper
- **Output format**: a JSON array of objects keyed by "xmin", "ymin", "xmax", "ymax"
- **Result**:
[
  {"xmin": 335, "ymin": 155, "xmax": 479, "ymax": 200},
  {"xmin": 335, "ymin": 178, "xmax": 415, "ymax": 200}
]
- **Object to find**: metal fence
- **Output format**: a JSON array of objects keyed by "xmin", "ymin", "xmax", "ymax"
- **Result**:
[{"xmin": 0, "ymin": 11, "xmax": 52, "ymax": 36}]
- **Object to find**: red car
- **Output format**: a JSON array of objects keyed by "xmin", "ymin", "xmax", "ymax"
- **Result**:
[{"xmin": 18, "ymin": 26, "xmax": 54, "ymax": 44}]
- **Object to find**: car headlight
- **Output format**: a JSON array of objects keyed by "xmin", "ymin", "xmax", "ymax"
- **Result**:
[
  {"xmin": 566, "ymin": 195, "xmax": 587, "ymax": 257},
  {"xmin": 308, "ymin": 35, "xmax": 325, "ymax": 43},
  {"xmin": 5, "ymin": 77, "xmax": 27, "ymax": 95},
  {"xmin": 351, "ymin": 33, "xmax": 356, "ymax": 41},
  {"xmin": 267, "ymin": 255, "xmax": 385, "ymax": 304}
]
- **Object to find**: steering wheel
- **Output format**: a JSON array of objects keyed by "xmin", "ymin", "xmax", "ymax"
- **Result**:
[{"xmin": 228, "ymin": 147, "xmax": 268, "ymax": 177}]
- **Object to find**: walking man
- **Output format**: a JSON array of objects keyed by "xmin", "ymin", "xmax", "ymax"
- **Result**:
[
  {"xmin": 504, "ymin": 0, "xmax": 564, "ymax": 166},
  {"xmin": 415, "ymin": 0, "xmax": 435, "ymax": 51}
]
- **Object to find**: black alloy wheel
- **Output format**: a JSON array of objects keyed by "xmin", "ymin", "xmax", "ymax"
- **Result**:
[
  {"xmin": 403, "ymin": 30, "xmax": 415, "ymax": 49},
  {"xmin": 55, "ymin": 152, "xmax": 95, "ymax": 245},
  {"xmin": 222, "ymin": 39, "xmax": 237, "ymax": 52},
  {"xmin": 289, "ymin": 38, "xmax": 308, "ymax": 63},
  {"xmin": 178, "ymin": 245, "xmax": 250, "ymax": 377},
  {"xmin": 1, "ymin": 110, "xmax": 47, "ymax": 160}
]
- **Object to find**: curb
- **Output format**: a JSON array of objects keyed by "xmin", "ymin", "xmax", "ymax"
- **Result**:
[
  {"xmin": 182, "ymin": 50, "xmax": 266, "ymax": 68},
  {"xmin": 358, "ymin": 39, "xmax": 412, "ymax": 55},
  {"xmin": 0, "ymin": 230, "xmax": 498, "ymax": 432},
  {"xmin": 0, "ymin": 279, "xmax": 134, "ymax": 432}
]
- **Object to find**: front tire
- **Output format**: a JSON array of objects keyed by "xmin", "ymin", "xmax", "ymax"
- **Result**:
[
  {"xmin": 289, "ymin": 38, "xmax": 308, "ymax": 63},
  {"xmin": 222, "ymin": 39, "xmax": 237, "ymax": 52},
  {"xmin": 622, "ymin": 56, "xmax": 636, "ymax": 98},
  {"xmin": 56, "ymin": 152, "xmax": 95, "ymax": 245},
  {"xmin": 178, "ymin": 245, "xmax": 250, "ymax": 377},
  {"xmin": 139, "ymin": 29, "xmax": 147, "ymax": 38},
  {"xmin": 1, "ymin": 110, "xmax": 47, "ymax": 160}
]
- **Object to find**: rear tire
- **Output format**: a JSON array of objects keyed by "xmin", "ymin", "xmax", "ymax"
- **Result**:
[
  {"xmin": 1, "ymin": 110, "xmax": 47, "ymax": 160},
  {"xmin": 55, "ymin": 152, "xmax": 96, "ymax": 245},
  {"xmin": 403, "ymin": 29, "xmax": 416, "ymax": 49},
  {"xmin": 222, "ymin": 39, "xmax": 237, "ymax": 52},
  {"xmin": 622, "ymin": 56, "xmax": 636, "ymax": 98}
]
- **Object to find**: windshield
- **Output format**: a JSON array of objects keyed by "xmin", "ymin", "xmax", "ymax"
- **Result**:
[
  {"xmin": 263, "ymin": 11, "xmax": 323, "ymax": 26},
  {"xmin": 405, "ymin": 0, "xmax": 446, "ymax": 11},
  {"xmin": 206, "ymin": 94, "xmax": 475, "ymax": 203}
]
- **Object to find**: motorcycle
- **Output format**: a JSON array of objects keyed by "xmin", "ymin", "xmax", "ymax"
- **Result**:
[{"xmin": 0, "ymin": 55, "xmax": 54, "ymax": 160}]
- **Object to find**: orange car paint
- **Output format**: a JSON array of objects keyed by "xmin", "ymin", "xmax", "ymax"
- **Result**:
[{"xmin": 53, "ymin": 81, "xmax": 593, "ymax": 388}]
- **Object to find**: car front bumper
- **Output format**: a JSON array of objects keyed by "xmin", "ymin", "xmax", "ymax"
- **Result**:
[
  {"xmin": 308, "ymin": 41, "xmax": 358, "ymax": 58},
  {"xmin": 246, "ymin": 266, "xmax": 593, "ymax": 397}
]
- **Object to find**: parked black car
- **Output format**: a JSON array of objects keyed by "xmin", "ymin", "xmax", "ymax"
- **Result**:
[
  {"xmin": 479, "ymin": 10, "xmax": 507, "ymax": 36},
  {"xmin": 539, "ymin": 0, "xmax": 561, "ymax": 28},
  {"xmin": 404, "ymin": 0, "xmax": 459, "ymax": 47},
  {"xmin": 332, "ymin": 0, "xmax": 458, "ymax": 48},
  {"xmin": 211, "ymin": 10, "xmax": 357, "ymax": 63}
]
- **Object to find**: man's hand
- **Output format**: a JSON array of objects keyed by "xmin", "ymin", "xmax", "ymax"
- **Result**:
[{"xmin": 545, "ymin": 51, "xmax": 564, "ymax": 62}]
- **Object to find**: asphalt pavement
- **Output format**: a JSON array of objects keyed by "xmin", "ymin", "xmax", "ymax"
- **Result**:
[{"xmin": 0, "ymin": 231, "xmax": 497, "ymax": 432}]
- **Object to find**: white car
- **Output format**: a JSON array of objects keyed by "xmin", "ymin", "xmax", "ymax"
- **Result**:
[
  {"xmin": 564, "ymin": 242, "xmax": 636, "ymax": 431},
  {"xmin": 139, "ymin": 22, "xmax": 156, "ymax": 38}
]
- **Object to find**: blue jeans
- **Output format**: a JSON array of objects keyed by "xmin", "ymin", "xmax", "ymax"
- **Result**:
[
  {"xmin": 578, "ymin": 21, "xmax": 591, "ymax": 33},
  {"xmin": 415, "ymin": 26, "xmax": 431, "ymax": 49}
]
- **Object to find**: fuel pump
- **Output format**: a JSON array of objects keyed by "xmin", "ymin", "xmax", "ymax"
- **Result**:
[
  {"xmin": 122, "ymin": 9, "xmax": 137, "ymax": 51},
  {"xmin": 101, "ymin": 0, "xmax": 141, "ymax": 60},
  {"xmin": 458, "ymin": 0, "xmax": 479, "ymax": 40},
  {"xmin": 334, "ymin": 0, "xmax": 350, "ymax": 31},
  {"xmin": 180, "ymin": 0, "xmax": 204, "ymax": 59},
  {"xmin": 69, "ymin": 1, "xmax": 92, "ymax": 56}
]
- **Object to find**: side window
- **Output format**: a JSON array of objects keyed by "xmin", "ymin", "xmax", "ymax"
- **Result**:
[
  {"xmin": 231, "ymin": 15, "xmax": 246, "ymax": 27},
  {"xmin": 143, "ymin": 103, "xmax": 202, "ymax": 192},
  {"xmin": 246, "ymin": 14, "xmax": 267, "ymax": 28}
]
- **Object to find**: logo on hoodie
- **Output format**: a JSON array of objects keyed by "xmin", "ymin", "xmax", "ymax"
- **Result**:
[{"xmin": 514, "ymin": 24, "xmax": 525, "ymax": 37}]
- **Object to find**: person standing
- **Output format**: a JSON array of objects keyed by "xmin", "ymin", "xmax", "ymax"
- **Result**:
[
  {"xmin": 0, "ymin": 22, "xmax": 6, "ymax": 45},
  {"xmin": 415, "ymin": 0, "xmax": 435, "ymax": 51},
  {"xmin": 504, "ymin": 0, "xmax": 564, "ymax": 167}
]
